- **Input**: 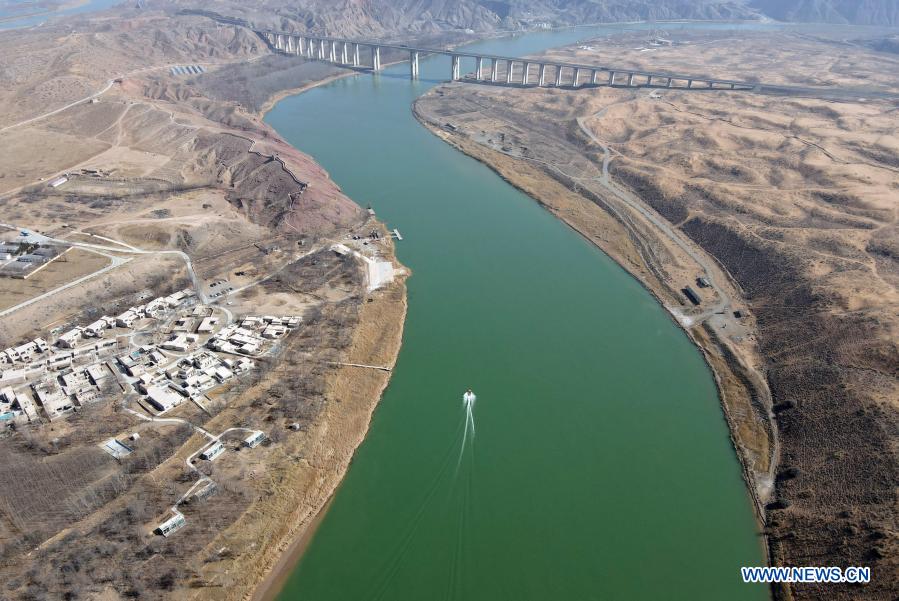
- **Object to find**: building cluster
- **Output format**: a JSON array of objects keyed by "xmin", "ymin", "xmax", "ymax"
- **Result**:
[
  {"xmin": 0, "ymin": 242, "xmax": 67, "ymax": 279},
  {"xmin": 0, "ymin": 359, "xmax": 112, "ymax": 424},
  {"xmin": 57, "ymin": 289, "xmax": 195, "ymax": 348},
  {"xmin": 207, "ymin": 315, "xmax": 300, "ymax": 356},
  {"xmin": 0, "ymin": 303, "xmax": 302, "ymax": 426},
  {"xmin": 0, "ymin": 286, "xmax": 304, "ymax": 426},
  {"xmin": 132, "ymin": 349, "xmax": 256, "ymax": 413}
]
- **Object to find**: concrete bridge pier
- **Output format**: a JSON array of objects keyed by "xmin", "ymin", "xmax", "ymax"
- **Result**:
[
  {"xmin": 574, "ymin": 68, "xmax": 584, "ymax": 87},
  {"xmin": 647, "ymin": 75, "xmax": 653, "ymax": 86},
  {"xmin": 297, "ymin": 37, "xmax": 305, "ymax": 56},
  {"xmin": 538, "ymin": 64, "xmax": 546, "ymax": 87},
  {"xmin": 608, "ymin": 71, "xmax": 615, "ymax": 86},
  {"xmin": 730, "ymin": 83, "xmax": 736, "ymax": 89},
  {"xmin": 591, "ymin": 70, "xmax": 599, "ymax": 85},
  {"xmin": 627, "ymin": 73, "xmax": 635, "ymax": 87},
  {"xmin": 372, "ymin": 46, "xmax": 382, "ymax": 71},
  {"xmin": 307, "ymin": 39, "xmax": 314, "ymax": 59},
  {"xmin": 523, "ymin": 63, "xmax": 531, "ymax": 85},
  {"xmin": 707, "ymin": 81, "xmax": 714, "ymax": 88},
  {"xmin": 506, "ymin": 61, "xmax": 515, "ymax": 84},
  {"xmin": 476, "ymin": 57, "xmax": 485, "ymax": 80},
  {"xmin": 353, "ymin": 44, "xmax": 360, "ymax": 67},
  {"xmin": 329, "ymin": 41, "xmax": 337, "ymax": 63},
  {"xmin": 318, "ymin": 40, "xmax": 326, "ymax": 61},
  {"xmin": 451, "ymin": 55, "xmax": 461, "ymax": 80},
  {"xmin": 667, "ymin": 77, "xmax": 673, "ymax": 88},
  {"xmin": 341, "ymin": 42, "xmax": 349, "ymax": 65},
  {"xmin": 410, "ymin": 51, "xmax": 420, "ymax": 79},
  {"xmin": 687, "ymin": 79, "xmax": 694, "ymax": 89},
  {"xmin": 491, "ymin": 58, "xmax": 499, "ymax": 82},
  {"xmin": 555, "ymin": 66, "xmax": 563, "ymax": 87}
]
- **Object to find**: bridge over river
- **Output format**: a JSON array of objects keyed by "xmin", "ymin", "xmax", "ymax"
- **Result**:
[{"xmin": 259, "ymin": 29, "xmax": 762, "ymax": 91}]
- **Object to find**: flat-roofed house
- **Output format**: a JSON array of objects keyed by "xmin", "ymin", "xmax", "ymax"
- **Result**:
[
  {"xmin": 262, "ymin": 325, "xmax": 287, "ymax": 339},
  {"xmin": 57, "ymin": 329, "xmax": 82, "ymax": 349},
  {"xmin": 116, "ymin": 310, "xmax": 138, "ymax": 328},
  {"xmin": 146, "ymin": 385, "xmax": 185, "ymax": 412},
  {"xmin": 86, "ymin": 363, "xmax": 108, "ymax": 384},
  {"xmin": 155, "ymin": 513, "xmax": 186, "ymax": 537},
  {"xmin": 197, "ymin": 316, "xmax": 218, "ymax": 333},
  {"xmin": 84, "ymin": 318, "xmax": 111, "ymax": 338},
  {"xmin": 243, "ymin": 431, "xmax": 265, "ymax": 448},
  {"xmin": 13, "ymin": 342, "xmax": 37, "ymax": 362}
]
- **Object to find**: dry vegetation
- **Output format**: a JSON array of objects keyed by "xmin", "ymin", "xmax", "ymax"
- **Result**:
[
  {"xmin": 416, "ymin": 28, "xmax": 898, "ymax": 601},
  {"xmin": 0, "ymin": 6, "xmax": 410, "ymax": 600},
  {"xmin": 0, "ymin": 247, "xmax": 407, "ymax": 600}
]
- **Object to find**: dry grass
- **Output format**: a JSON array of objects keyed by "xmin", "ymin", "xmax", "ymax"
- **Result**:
[
  {"xmin": 0, "ymin": 248, "xmax": 110, "ymax": 312},
  {"xmin": 415, "ymin": 28, "xmax": 899, "ymax": 601}
]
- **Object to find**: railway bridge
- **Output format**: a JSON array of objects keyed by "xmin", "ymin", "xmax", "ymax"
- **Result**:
[{"xmin": 258, "ymin": 30, "xmax": 761, "ymax": 91}]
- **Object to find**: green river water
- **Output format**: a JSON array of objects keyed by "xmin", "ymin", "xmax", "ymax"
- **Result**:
[{"xmin": 266, "ymin": 23, "xmax": 768, "ymax": 601}]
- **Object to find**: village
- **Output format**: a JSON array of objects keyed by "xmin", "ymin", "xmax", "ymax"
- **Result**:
[
  {"xmin": 0, "ymin": 287, "xmax": 303, "ymax": 425},
  {"xmin": 0, "ymin": 284, "xmax": 311, "ymax": 536}
]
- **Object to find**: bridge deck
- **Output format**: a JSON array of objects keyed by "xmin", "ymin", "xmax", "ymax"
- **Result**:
[{"xmin": 260, "ymin": 29, "xmax": 755, "ymax": 86}]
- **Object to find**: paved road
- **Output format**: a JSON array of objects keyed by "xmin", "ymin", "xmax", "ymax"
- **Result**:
[
  {"xmin": 575, "ymin": 98, "xmax": 731, "ymax": 326},
  {"xmin": 0, "ymin": 80, "xmax": 115, "ymax": 133},
  {"xmin": 0, "ymin": 250, "xmax": 131, "ymax": 318}
]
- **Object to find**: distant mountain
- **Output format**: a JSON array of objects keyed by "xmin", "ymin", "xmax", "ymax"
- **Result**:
[
  {"xmin": 171, "ymin": 0, "xmax": 899, "ymax": 36},
  {"xmin": 171, "ymin": 0, "xmax": 758, "ymax": 37},
  {"xmin": 750, "ymin": 0, "xmax": 899, "ymax": 26},
  {"xmin": 473, "ymin": 0, "xmax": 758, "ymax": 27}
]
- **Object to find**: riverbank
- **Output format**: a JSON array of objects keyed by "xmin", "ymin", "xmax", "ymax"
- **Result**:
[
  {"xmin": 193, "ymin": 240, "xmax": 408, "ymax": 601},
  {"xmin": 413, "ymin": 28, "xmax": 899, "ymax": 597},
  {"xmin": 411, "ymin": 98, "xmax": 774, "ymax": 525}
]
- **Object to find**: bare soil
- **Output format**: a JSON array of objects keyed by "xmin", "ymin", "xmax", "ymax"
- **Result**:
[
  {"xmin": 0, "ymin": 248, "xmax": 110, "ymax": 312},
  {"xmin": 414, "ymin": 28, "xmax": 899, "ymax": 601},
  {"xmin": 0, "ymin": 8, "xmax": 410, "ymax": 601}
]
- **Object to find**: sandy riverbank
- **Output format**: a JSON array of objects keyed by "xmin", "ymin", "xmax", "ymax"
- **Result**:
[{"xmin": 187, "ymin": 241, "xmax": 409, "ymax": 601}]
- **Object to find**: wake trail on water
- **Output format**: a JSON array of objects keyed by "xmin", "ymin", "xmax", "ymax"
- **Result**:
[
  {"xmin": 372, "ymin": 394, "xmax": 478, "ymax": 600},
  {"xmin": 448, "ymin": 392, "xmax": 477, "ymax": 599},
  {"xmin": 369, "ymin": 419, "xmax": 465, "ymax": 601},
  {"xmin": 455, "ymin": 393, "xmax": 476, "ymax": 475}
]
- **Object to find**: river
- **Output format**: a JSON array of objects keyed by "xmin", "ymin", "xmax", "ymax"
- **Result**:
[
  {"xmin": 265, "ymin": 22, "xmax": 769, "ymax": 601},
  {"xmin": 0, "ymin": 0, "xmax": 121, "ymax": 30}
]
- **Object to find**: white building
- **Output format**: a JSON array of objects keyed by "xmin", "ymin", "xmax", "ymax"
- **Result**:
[
  {"xmin": 86, "ymin": 363, "xmax": 109, "ymax": 384},
  {"xmin": 262, "ymin": 325, "xmax": 287, "ymax": 339},
  {"xmin": 199, "ymin": 441, "xmax": 224, "ymax": 461},
  {"xmin": 192, "ymin": 353, "xmax": 218, "ymax": 370},
  {"xmin": 212, "ymin": 366, "xmax": 233, "ymax": 383},
  {"xmin": 83, "ymin": 318, "xmax": 112, "ymax": 338},
  {"xmin": 197, "ymin": 316, "xmax": 218, "ymax": 333},
  {"xmin": 146, "ymin": 384, "xmax": 185, "ymax": 412},
  {"xmin": 57, "ymin": 329, "xmax": 82, "ymax": 348},
  {"xmin": 116, "ymin": 310, "xmax": 138, "ymax": 328},
  {"xmin": 161, "ymin": 334, "xmax": 197, "ymax": 352},
  {"xmin": 243, "ymin": 431, "xmax": 265, "ymax": 448}
]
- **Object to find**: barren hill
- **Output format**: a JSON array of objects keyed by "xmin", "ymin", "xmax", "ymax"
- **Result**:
[
  {"xmin": 414, "ymin": 28, "xmax": 899, "ymax": 600},
  {"xmin": 165, "ymin": 0, "xmax": 758, "ymax": 36}
]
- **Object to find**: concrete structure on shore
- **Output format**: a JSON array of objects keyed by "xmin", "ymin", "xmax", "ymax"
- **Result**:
[{"xmin": 260, "ymin": 30, "xmax": 760, "ymax": 92}]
